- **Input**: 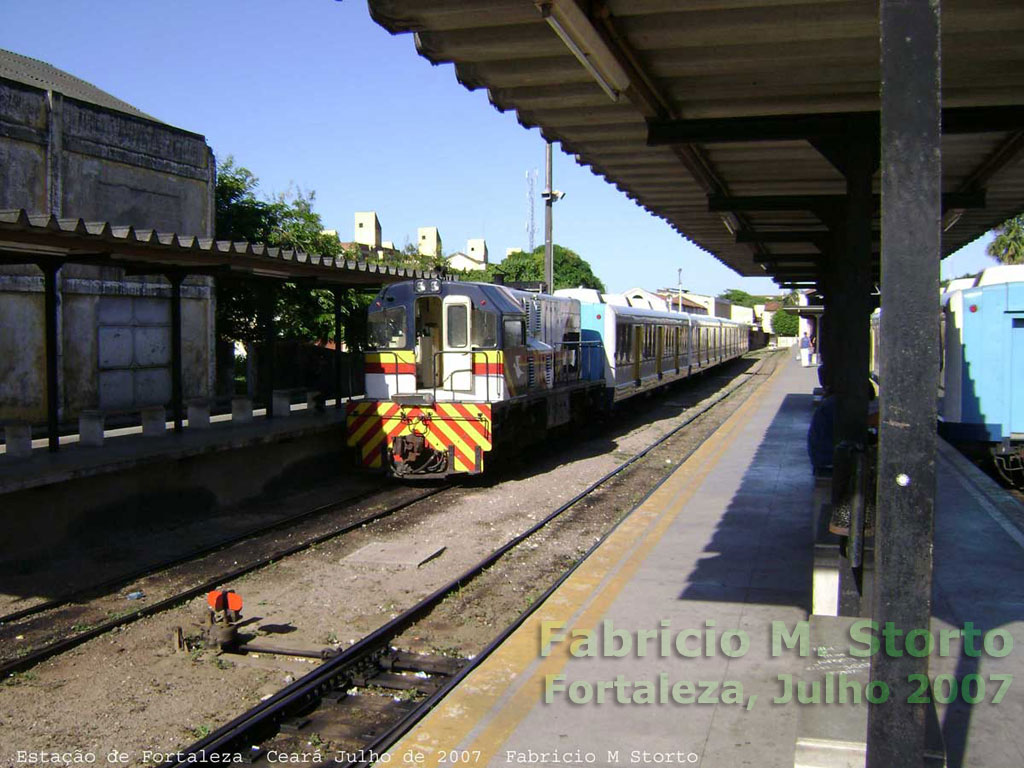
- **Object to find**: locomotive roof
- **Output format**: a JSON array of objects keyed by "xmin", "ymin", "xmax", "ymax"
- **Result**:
[{"xmin": 376, "ymin": 280, "xmax": 527, "ymax": 315}]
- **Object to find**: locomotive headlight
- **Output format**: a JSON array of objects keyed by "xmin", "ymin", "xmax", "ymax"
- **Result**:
[{"xmin": 414, "ymin": 279, "xmax": 442, "ymax": 294}]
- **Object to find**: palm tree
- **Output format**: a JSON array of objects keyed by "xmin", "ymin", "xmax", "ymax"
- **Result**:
[{"xmin": 987, "ymin": 214, "xmax": 1024, "ymax": 265}]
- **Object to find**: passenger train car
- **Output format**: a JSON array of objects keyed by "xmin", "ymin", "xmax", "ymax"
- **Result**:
[
  {"xmin": 870, "ymin": 265, "xmax": 1024, "ymax": 486},
  {"xmin": 346, "ymin": 279, "xmax": 749, "ymax": 478},
  {"xmin": 940, "ymin": 265, "xmax": 1024, "ymax": 485}
]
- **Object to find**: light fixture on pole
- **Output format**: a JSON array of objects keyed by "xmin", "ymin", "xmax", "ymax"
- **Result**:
[{"xmin": 536, "ymin": 0, "xmax": 631, "ymax": 102}]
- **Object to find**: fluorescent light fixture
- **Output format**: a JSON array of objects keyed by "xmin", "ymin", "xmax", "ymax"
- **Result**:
[{"xmin": 537, "ymin": 0, "xmax": 631, "ymax": 102}]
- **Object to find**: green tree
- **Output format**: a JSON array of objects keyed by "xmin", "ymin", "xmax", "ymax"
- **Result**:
[
  {"xmin": 376, "ymin": 239, "xmax": 448, "ymax": 273},
  {"xmin": 718, "ymin": 288, "xmax": 759, "ymax": 307},
  {"xmin": 214, "ymin": 157, "xmax": 369, "ymax": 347},
  {"xmin": 771, "ymin": 309, "xmax": 799, "ymax": 337},
  {"xmin": 483, "ymin": 245, "xmax": 605, "ymax": 292},
  {"xmin": 987, "ymin": 214, "xmax": 1024, "ymax": 265}
]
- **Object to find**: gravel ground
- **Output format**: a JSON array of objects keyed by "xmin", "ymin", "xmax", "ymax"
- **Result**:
[{"xmin": 0, "ymin": 352, "xmax": 780, "ymax": 766}]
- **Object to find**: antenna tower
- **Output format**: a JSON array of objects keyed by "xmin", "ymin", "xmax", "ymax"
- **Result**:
[{"xmin": 526, "ymin": 169, "xmax": 538, "ymax": 252}]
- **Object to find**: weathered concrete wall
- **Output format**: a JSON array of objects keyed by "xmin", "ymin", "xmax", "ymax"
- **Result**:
[
  {"xmin": 0, "ymin": 79, "xmax": 48, "ymax": 211},
  {"xmin": 0, "ymin": 75, "xmax": 216, "ymax": 424},
  {"xmin": 0, "ymin": 285, "xmax": 46, "ymax": 421}
]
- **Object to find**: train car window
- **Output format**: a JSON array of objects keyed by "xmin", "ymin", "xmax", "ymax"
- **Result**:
[
  {"xmin": 503, "ymin": 318, "xmax": 525, "ymax": 348},
  {"xmin": 447, "ymin": 305, "xmax": 468, "ymax": 348},
  {"xmin": 616, "ymin": 324, "xmax": 633, "ymax": 363},
  {"xmin": 472, "ymin": 308, "xmax": 498, "ymax": 348},
  {"xmin": 368, "ymin": 306, "xmax": 407, "ymax": 349}
]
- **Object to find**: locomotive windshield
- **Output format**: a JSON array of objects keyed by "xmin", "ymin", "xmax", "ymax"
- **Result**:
[{"xmin": 368, "ymin": 306, "xmax": 407, "ymax": 349}]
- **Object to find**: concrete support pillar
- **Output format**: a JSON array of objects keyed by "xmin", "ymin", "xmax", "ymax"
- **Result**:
[
  {"xmin": 867, "ymin": 1, "xmax": 942, "ymax": 765},
  {"xmin": 272, "ymin": 390, "xmax": 291, "ymax": 418},
  {"xmin": 4, "ymin": 423, "xmax": 33, "ymax": 459},
  {"xmin": 78, "ymin": 410, "xmax": 104, "ymax": 447},
  {"xmin": 42, "ymin": 263, "xmax": 62, "ymax": 452},
  {"xmin": 186, "ymin": 399, "xmax": 211, "ymax": 429},
  {"xmin": 231, "ymin": 397, "xmax": 253, "ymax": 424},
  {"xmin": 141, "ymin": 406, "xmax": 167, "ymax": 437},
  {"xmin": 168, "ymin": 272, "xmax": 185, "ymax": 433}
]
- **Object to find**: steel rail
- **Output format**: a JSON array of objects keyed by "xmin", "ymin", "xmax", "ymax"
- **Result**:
[
  {"xmin": 164, "ymin": 352, "xmax": 778, "ymax": 766},
  {"xmin": 0, "ymin": 486, "xmax": 389, "ymax": 626},
  {"xmin": 0, "ymin": 486, "xmax": 448, "ymax": 679}
]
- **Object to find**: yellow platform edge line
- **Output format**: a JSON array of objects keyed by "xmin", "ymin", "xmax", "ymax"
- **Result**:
[{"xmin": 381, "ymin": 360, "xmax": 786, "ymax": 766}]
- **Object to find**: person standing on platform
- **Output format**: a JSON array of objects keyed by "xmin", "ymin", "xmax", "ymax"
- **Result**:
[{"xmin": 798, "ymin": 332, "xmax": 811, "ymax": 367}]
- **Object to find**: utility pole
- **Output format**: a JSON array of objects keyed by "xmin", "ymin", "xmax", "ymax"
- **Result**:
[
  {"xmin": 677, "ymin": 268, "xmax": 683, "ymax": 313},
  {"xmin": 542, "ymin": 141, "xmax": 564, "ymax": 293},
  {"xmin": 526, "ymin": 169, "xmax": 537, "ymax": 253}
]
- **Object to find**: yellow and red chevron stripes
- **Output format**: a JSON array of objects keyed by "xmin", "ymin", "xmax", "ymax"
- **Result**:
[
  {"xmin": 346, "ymin": 400, "xmax": 493, "ymax": 473},
  {"xmin": 365, "ymin": 350, "xmax": 416, "ymax": 376}
]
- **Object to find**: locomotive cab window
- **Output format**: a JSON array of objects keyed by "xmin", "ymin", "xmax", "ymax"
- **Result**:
[
  {"xmin": 368, "ymin": 306, "xmax": 407, "ymax": 349},
  {"xmin": 447, "ymin": 304, "xmax": 468, "ymax": 348},
  {"xmin": 503, "ymin": 318, "xmax": 525, "ymax": 348},
  {"xmin": 471, "ymin": 307, "xmax": 498, "ymax": 348}
]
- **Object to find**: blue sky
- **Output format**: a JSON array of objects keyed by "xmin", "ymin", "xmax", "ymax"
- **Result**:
[{"xmin": 2, "ymin": 0, "xmax": 999, "ymax": 295}]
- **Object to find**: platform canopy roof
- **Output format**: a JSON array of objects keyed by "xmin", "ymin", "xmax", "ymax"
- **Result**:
[
  {"xmin": 367, "ymin": 0, "xmax": 1024, "ymax": 287},
  {"xmin": 0, "ymin": 209, "xmax": 434, "ymax": 286}
]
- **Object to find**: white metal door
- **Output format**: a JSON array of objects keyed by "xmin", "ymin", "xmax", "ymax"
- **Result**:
[{"xmin": 442, "ymin": 295, "xmax": 473, "ymax": 392}]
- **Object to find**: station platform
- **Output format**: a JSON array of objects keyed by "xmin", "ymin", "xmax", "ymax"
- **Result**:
[
  {"xmin": 0, "ymin": 400, "xmax": 353, "ymax": 570},
  {"xmin": 383, "ymin": 358, "xmax": 1024, "ymax": 768},
  {"xmin": 0, "ymin": 400, "xmax": 347, "ymax": 496}
]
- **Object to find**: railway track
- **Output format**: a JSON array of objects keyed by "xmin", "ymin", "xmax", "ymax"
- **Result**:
[
  {"xmin": 161, "ymin": 351, "xmax": 780, "ymax": 766},
  {"xmin": 0, "ymin": 485, "xmax": 449, "ymax": 678}
]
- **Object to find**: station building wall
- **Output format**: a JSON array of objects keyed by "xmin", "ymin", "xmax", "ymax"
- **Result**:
[{"xmin": 0, "ymin": 75, "xmax": 216, "ymax": 424}]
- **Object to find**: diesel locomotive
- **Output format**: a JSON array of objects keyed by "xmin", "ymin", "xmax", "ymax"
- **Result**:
[{"xmin": 346, "ymin": 279, "xmax": 749, "ymax": 478}]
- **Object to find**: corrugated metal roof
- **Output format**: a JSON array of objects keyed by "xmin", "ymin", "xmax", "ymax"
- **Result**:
[
  {"xmin": 367, "ymin": 0, "xmax": 1024, "ymax": 284},
  {"xmin": 0, "ymin": 48, "xmax": 160, "ymax": 123},
  {"xmin": 0, "ymin": 209, "xmax": 435, "ymax": 285}
]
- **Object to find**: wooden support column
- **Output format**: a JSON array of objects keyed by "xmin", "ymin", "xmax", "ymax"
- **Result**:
[
  {"xmin": 41, "ymin": 263, "xmax": 61, "ymax": 452},
  {"xmin": 834, "ymin": 141, "xmax": 876, "ymax": 617},
  {"xmin": 867, "ymin": 1, "xmax": 942, "ymax": 765},
  {"xmin": 168, "ymin": 272, "xmax": 185, "ymax": 432},
  {"xmin": 259, "ymin": 283, "xmax": 277, "ymax": 417},
  {"xmin": 333, "ymin": 288, "xmax": 343, "ymax": 408}
]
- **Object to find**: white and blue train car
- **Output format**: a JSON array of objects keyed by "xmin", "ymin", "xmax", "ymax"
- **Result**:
[
  {"xmin": 940, "ymin": 265, "xmax": 1024, "ymax": 484},
  {"xmin": 941, "ymin": 265, "xmax": 1024, "ymax": 442},
  {"xmin": 558, "ymin": 288, "xmax": 749, "ymax": 405}
]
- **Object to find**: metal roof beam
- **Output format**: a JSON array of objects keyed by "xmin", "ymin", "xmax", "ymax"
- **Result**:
[
  {"xmin": 709, "ymin": 191, "xmax": 985, "ymax": 213},
  {"xmin": 648, "ymin": 105, "xmax": 1024, "ymax": 145}
]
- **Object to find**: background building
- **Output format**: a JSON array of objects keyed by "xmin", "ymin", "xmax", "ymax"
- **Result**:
[
  {"xmin": 447, "ymin": 238, "xmax": 488, "ymax": 272},
  {"xmin": 417, "ymin": 226, "xmax": 442, "ymax": 259},
  {"xmin": 0, "ymin": 49, "xmax": 215, "ymax": 423}
]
